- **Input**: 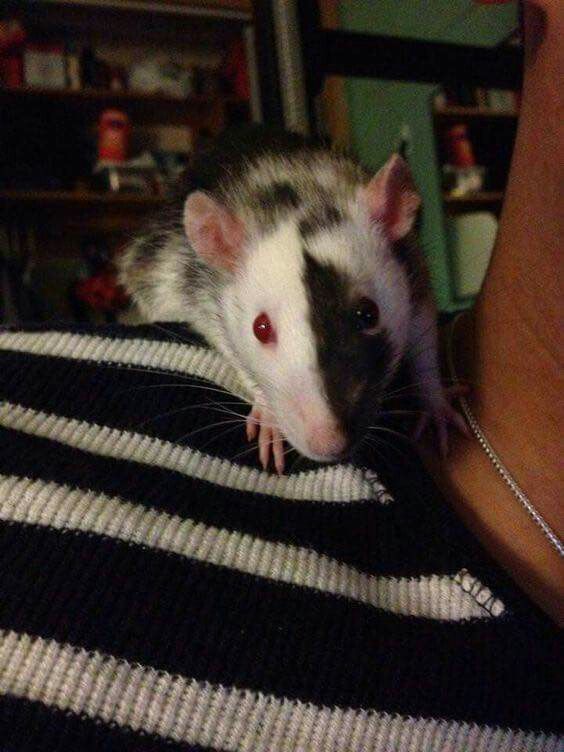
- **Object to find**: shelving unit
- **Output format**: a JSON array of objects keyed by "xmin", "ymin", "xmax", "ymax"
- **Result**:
[
  {"xmin": 433, "ymin": 104, "xmax": 518, "ymax": 221},
  {"xmin": 1, "ymin": 1, "xmax": 255, "ymax": 241},
  {"xmin": 1, "ymin": 0, "xmax": 256, "ymax": 321},
  {"xmin": 431, "ymin": 103, "xmax": 518, "ymax": 306}
]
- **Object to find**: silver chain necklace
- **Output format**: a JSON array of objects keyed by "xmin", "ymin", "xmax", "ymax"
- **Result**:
[{"xmin": 447, "ymin": 314, "xmax": 564, "ymax": 558}]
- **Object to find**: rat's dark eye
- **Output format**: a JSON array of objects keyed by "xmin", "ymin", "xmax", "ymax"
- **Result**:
[
  {"xmin": 353, "ymin": 298, "xmax": 380, "ymax": 333},
  {"xmin": 253, "ymin": 312, "xmax": 276, "ymax": 344}
]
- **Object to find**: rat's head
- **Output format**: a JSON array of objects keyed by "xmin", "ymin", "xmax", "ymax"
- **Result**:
[{"xmin": 183, "ymin": 154, "xmax": 420, "ymax": 463}]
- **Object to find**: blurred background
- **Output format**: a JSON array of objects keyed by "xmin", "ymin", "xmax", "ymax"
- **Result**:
[{"xmin": 0, "ymin": 0, "xmax": 521, "ymax": 325}]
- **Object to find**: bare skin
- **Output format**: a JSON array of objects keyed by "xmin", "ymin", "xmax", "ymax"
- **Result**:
[{"xmin": 423, "ymin": 0, "xmax": 564, "ymax": 625}]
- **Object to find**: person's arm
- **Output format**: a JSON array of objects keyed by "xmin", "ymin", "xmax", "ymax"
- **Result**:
[{"xmin": 431, "ymin": 0, "xmax": 564, "ymax": 624}]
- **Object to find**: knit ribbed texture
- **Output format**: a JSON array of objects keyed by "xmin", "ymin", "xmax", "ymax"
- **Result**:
[{"xmin": 0, "ymin": 323, "xmax": 562, "ymax": 752}]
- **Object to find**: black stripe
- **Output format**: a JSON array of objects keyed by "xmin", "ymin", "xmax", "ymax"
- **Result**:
[
  {"xmin": 303, "ymin": 252, "xmax": 393, "ymax": 447},
  {"xmin": 0, "ymin": 523, "xmax": 561, "ymax": 731},
  {"xmin": 0, "ymin": 427, "xmax": 466, "ymax": 578},
  {"xmin": 0, "ymin": 695, "xmax": 211, "ymax": 752}
]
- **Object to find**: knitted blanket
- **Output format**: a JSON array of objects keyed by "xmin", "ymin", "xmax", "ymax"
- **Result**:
[{"xmin": 0, "ymin": 323, "xmax": 561, "ymax": 752}]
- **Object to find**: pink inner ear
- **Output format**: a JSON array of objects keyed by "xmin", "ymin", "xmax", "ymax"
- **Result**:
[
  {"xmin": 362, "ymin": 154, "xmax": 421, "ymax": 242},
  {"xmin": 183, "ymin": 191, "xmax": 246, "ymax": 272}
]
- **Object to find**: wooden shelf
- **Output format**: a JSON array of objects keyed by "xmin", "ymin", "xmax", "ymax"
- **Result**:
[
  {"xmin": 33, "ymin": 0, "xmax": 251, "ymax": 22},
  {"xmin": 434, "ymin": 106, "xmax": 518, "ymax": 120},
  {"xmin": 0, "ymin": 190, "xmax": 165, "ymax": 207},
  {"xmin": 443, "ymin": 191, "xmax": 504, "ymax": 212},
  {"xmin": 1, "ymin": 86, "xmax": 220, "ymax": 125},
  {"xmin": 0, "ymin": 190, "xmax": 167, "ymax": 236}
]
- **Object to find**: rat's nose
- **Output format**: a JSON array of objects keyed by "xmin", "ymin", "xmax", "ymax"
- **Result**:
[{"xmin": 306, "ymin": 423, "xmax": 348, "ymax": 460}]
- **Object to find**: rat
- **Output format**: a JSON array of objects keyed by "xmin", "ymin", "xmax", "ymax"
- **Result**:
[{"xmin": 118, "ymin": 127, "xmax": 466, "ymax": 474}]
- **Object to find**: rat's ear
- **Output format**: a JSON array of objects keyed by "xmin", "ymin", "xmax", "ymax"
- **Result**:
[
  {"xmin": 360, "ymin": 154, "xmax": 421, "ymax": 242},
  {"xmin": 183, "ymin": 191, "xmax": 246, "ymax": 272}
]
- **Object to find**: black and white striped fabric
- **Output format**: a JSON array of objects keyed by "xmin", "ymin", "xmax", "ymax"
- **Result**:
[{"xmin": 0, "ymin": 323, "xmax": 561, "ymax": 752}]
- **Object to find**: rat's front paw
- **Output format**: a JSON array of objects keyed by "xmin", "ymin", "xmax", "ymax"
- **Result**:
[
  {"xmin": 413, "ymin": 384, "xmax": 470, "ymax": 458},
  {"xmin": 246, "ymin": 403, "xmax": 286, "ymax": 474}
]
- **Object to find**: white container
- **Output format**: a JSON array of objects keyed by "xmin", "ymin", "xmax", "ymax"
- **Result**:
[
  {"xmin": 24, "ymin": 43, "xmax": 66, "ymax": 89},
  {"xmin": 448, "ymin": 212, "xmax": 498, "ymax": 299}
]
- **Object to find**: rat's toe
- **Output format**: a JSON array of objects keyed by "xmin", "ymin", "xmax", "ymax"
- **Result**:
[
  {"xmin": 272, "ymin": 428, "xmax": 285, "ymax": 475},
  {"xmin": 246, "ymin": 406, "xmax": 261, "ymax": 442},
  {"xmin": 258, "ymin": 423, "xmax": 273, "ymax": 470}
]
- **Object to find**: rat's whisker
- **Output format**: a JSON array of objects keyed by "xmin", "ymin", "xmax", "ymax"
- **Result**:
[
  {"xmin": 198, "ymin": 421, "xmax": 249, "ymax": 453},
  {"xmin": 150, "ymin": 322, "xmax": 195, "ymax": 345},
  {"xmin": 378, "ymin": 407, "xmax": 427, "ymax": 417},
  {"xmin": 134, "ymin": 401, "xmax": 248, "ymax": 429},
  {"xmin": 230, "ymin": 442, "xmax": 263, "ymax": 462},
  {"xmin": 362, "ymin": 432, "xmax": 411, "ymax": 464},
  {"xmin": 368, "ymin": 424, "xmax": 410, "ymax": 441},
  {"xmin": 174, "ymin": 418, "xmax": 244, "ymax": 444}
]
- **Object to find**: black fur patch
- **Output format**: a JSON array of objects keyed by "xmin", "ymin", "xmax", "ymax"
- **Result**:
[
  {"xmin": 303, "ymin": 252, "xmax": 393, "ymax": 451},
  {"xmin": 255, "ymin": 182, "xmax": 301, "ymax": 211},
  {"xmin": 299, "ymin": 206, "xmax": 343, "ymax": 239}
]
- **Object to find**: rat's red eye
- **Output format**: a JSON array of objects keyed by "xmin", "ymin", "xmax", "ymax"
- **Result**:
[
  {"xmin": 253, "ymin": 312, "xmax": 276, "ymax": 344},
  {"xmin": 353, "ymin": 298, "xmax": 379, "ymax": 333}
]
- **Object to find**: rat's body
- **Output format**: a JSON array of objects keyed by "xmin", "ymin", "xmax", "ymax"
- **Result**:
[{"xmin": 119, "ymin": 128, "xmax": 462, "ymax": 471}]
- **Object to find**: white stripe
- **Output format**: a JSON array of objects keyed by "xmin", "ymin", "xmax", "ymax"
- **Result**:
[
  {"xmin": 0, "ymin": 329, "xmax": 248, "ymax": 399},
  {"xmin": 0, "ymin": 474, "xmax": 503, "ymax": 620},
  {"xmin": 0, "ymin": 400, "xmax": 385, "ymax": 503},
  {"xmin": 0, "ymin": 631, "xmax": 558, "ymax": 752}
]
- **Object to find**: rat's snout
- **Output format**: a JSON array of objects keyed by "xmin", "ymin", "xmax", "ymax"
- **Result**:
[
  {"xmin": 279, "ymin": 385, "xmax": 351, "ymax": 462},
  {"xmin": 304, "ymin": 421, "xmax": 349, "ymax": 461}
]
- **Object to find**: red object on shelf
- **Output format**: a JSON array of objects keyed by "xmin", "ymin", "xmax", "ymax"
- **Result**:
[
  {"xmin": 222, "ymin": 37, "xmax": 250, "ymax": 101},
  {"xmin": 1, "ymin": 54, "xmax": 23, "ymax": 87},
  {"xmin": 0, "ymin": 20, "xmax": 26, "ymax": 54},
  {"xmin": 97, "ymin": 109, "xmax": 130, "ymax": 162},
  {"xmin": 0, "ymin": 20, "xmax": 26, "ymax": 88},
  {"xmin": 75, "ymin": 270, "xmax": 129, "ymax": 312},
  {"xmin": 444, "ymin": 124, "xmax": 477, "ymax": 167}
]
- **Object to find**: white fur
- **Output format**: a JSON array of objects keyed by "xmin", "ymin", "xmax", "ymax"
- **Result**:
[{"xmin": 221, "ymin": 222, "xmax": 340, "ymax": 459}]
